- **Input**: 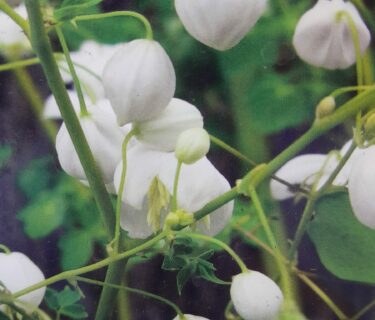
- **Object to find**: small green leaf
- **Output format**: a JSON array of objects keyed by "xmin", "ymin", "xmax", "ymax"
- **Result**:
[
  {"xmin": 45, "ymin": 288, "xmax": 60, "ymax": 311},
  {"xmin": 54, "ymin": 0, "xmax": 102, "ymax": 21},
  {"xmin": 177, "ymin": 265, "xmax": 193, "ymax": 295},
  {"xmin": 57, "ymin": 287, "xmax": 81, "ymax": 307},
  {"xmin": 0, "ymin": 145, "xmax": 12, "ymax": 170},
  {"xmin": 196, "ymin": 264, "xmax": 229, "ymax": 286},
  {"xmin": 59, "ymin": 231, "xmax": 93, "ymax": 270},
  {"xmin": 0, "ymin": 310, "xmax": 11, "ymax": 320},
  {"xmin": 308, "ymin": 192, "xmax": 375, "ymax": 284},
  {"xmin": 162, "ymin": 255, "xmax": 186, "ymax": 271},
  {"xmin": 17, "ymin": 192, "xmax": 66, "ymax": 239},
  {"xmin": 60, "ymin": 304, "xmax": 88, "ymax": 319}
]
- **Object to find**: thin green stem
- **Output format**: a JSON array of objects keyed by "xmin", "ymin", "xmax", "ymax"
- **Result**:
[
  {"xmin": 75, "ymin": 276, "xmax": 185, "ymax": 318},
  {"xmin": 0, "ymin": 244, "xmax": 10, "ymax": 254},
  {"xmin": 0, "ymin": 1, "xmax": 29, "ymax": 36},
  {"xmin": 0, "ymin": 299, "xmax": 34, "ymax": 320},
  {"xmin": 72, "ymin": 11, "xmax": 153, "ymax": 40},
  {"xmin": 0, "ymin": 57, "xmax": 40, "ymax": 72},
  {"xmin": 114, "ymin": 130, "xmax": 137, "ymax": 252},
  {"xmin": 331, "ymin": 85, "xmax": 375, "ymax": 98},
  {"xmin": 248, "ymin": 187, "xmax": 293, "ymax": 300},
  {"xmin": 55, "ymin": 24, "xmax": 88, "ymax": 116},
  {"xmin": 179, "ymin": 232, "xmax": 248, "ymax": 273},
  {"xmin": 171, "ymin": 161, "xmax": 183, "ymax": 212},
  {"xmin": 350, "ymin": 298, "xmax": 375, "ymax": 320},
  {"xmin": 13, "ymin": 231, "xmax": 167, "ymax": 299},
  {"xmin": 25, "ymin": 0, "xmax": 115, "ymax": 238}
]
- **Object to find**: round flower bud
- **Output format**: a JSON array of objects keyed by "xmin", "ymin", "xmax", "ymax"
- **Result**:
[
  {"xmin": 102, "ymin": 39, "xmax": 176, "ymax": 125},
  {"xmin": 56, "ymin": 105, "xmax": 124, "ymax": 184},
  {"xmin": 0, "ymin": 252, "xmax": 45, "ymax": 313},
  {"xmin": 175, "ymin": 128, "xmax": 210, "ymax": 164},
  {"xmin": 172, "ymin": 314, "xmax": 210, "ymax": 320},
  {"xmin": 293, "ymin": 0, "xmax": 371, "ymax": 69},
  {"xmin": 348, "ymin": 145, "xmax": 375, "ymax": 229},
  {"xmin": 175, "ymin": 0, "xmax": 267, "ymax": 51},
  {"xmin": 230, "ymin": 271, "xmax": 283, "ymax": 320},
  {"xmin": 315, "ymin": 96, "xmax": 336, "ymax": 120},
  {"xmin": 134, "ymin": 98, "xmax": 203, "ymax": 152}
]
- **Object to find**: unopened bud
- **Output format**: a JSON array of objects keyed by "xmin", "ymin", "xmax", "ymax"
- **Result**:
[
  {"xmin": 364, "ymin": 113, "xmax": 375, "ymax": 140},
  {"xmin": 315, "ymin": 96, "xmax": 336, "ymax": 120},
  {"xmin": 175, "ymin": 128, "xmax": 210, "ymax": 164}
]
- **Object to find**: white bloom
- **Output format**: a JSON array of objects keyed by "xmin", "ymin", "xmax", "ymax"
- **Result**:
[
  {"xmin": 172, "ymin": 314, "xmax": 210, "ymax": 320},
  {"xmin": 0, "ymin": 252, "xmax": 45, "ymax": 313},
  {"xmin": 103, "ymin": 39, "xmax": 176, "ymax": 125},
  {"xmin": 293, "ymin": 0, "xmax": 371, "ymax": 69},
  {"xmin": 114, "ymin": 143, "xmax": 233, "ymax": 239},
  {"xmin": 56, "ymin": 105, "xmax": 124, "ymax": 184},
  {"xmin": 348, "ymin": 145, "xmax": 375, "ymax": 229},
  {"xmin": 58, "ymin": 41, "xmax": 122, "ymax": 101},
  {"xmin": 175, "ymin": 128, "xmax": 210, "ymax": 164},
  {"xmin": 0, "ymin": 4, "xmax": 30, "ymax": 52},
  {"xmin": 134, "ymin": 98, "xmax": 203, "ymax": 152},
  {"xmin": 230, "ymin": 271, "xmax": 283, "ymax": 320},
  {"xmin": 175, "ymin": 0, "xmax": 267, "ymax": 50}
]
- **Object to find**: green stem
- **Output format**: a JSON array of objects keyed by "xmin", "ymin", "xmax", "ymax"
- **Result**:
[
  {"xmin": 55, "ymin": 24, "xmax": 88, "ymax": 116},
  {"xmin": 0, "ymin": 1, "xmax": 29, "ymax": 36},
  {"xmin": 0, "ymin": 57, "xmax": 40, "ymax": 72},
  {"xmin": 331, "ymin": 85, "xmax": 375, "ymax": 98},
  {"xmin": 13, "ymin": 231, "xmax": 167, "ymax": 299},
  {"xmin": 0, "ymin": 299, "xmax": 34, "ymax": 320},
  {"xmin": 350, "ymin": 298, "xmax": 375, "ymax": 320},
  {"xmin": 171, "ymin": 161, "xmax": 183, "ymax": 212},
  {"xmin": 287, "ymin": 141, "xmax": 356, "ymax": 260},
  {"xmin": 248, "ymin": 187, "xmax": 293, "ymax": 300},
  {"xmin": 13, "ymin": 67, "xmax": 57, "ymax": 142},
  {"xmin": 72, "ymin": 11, "xmax": 153, "ymax": 40},
  {"xmin": 179, "ymin": 232, "xmax": 248, "ymax": 273},
  {"xmin": 25, "ymin": 0, "xmax": 115, "ymax": 238},
  {"xmin": 0, "ymin": 244, "xmax": 10, "ymax": 254},
  {"xmin": 114, "ymin": 130, "xmax": 137, "ymax": 252},
  {"xmin": 75, "ymin": 276, "xmax": 185, "ymax": 318}
]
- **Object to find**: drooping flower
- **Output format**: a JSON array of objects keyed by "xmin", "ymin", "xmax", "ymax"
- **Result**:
[
  {"xmin": 113, "ymin": 143, "xmax": 233, "ymax": 239},
  {"xmin": 102, "ymin": 39, "xmax": 176, "ymax": 125},
  {"xmin": 0, "ymin": 4, "xmax": 30, "ymax": 54},
  {"xmin": 0, "ymin": 252, "xmax": 45, "ymax": 313},
  {"xmin": 175, "ymin": 128, "xmax": 210, "ymax": 164},
  {"xmin": 348, "ymin": 145, "xmax": 375, "ymax": 229},
  {"xmin": 293, "ymin": 0, "xmax": 371, "ymax": 69},
  {"xmin": 174, "ymin": 0, "xmax": 267, "ymax": 51},
  {"xmin": 230, "ymin": 270, "xmax": 283, "ymax": 320},
  {"xmin": 56, "ymin": 103, "xmax": 125, "ymax": 184},
  {"xmin": 172, "ymin": 314, "xmax": 210, "ymax": 320}
]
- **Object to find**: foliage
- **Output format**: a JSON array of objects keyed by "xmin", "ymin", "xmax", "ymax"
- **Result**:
[{"xmin": 0, "ymin": 145, "xmax": 12, "ymax": 170}]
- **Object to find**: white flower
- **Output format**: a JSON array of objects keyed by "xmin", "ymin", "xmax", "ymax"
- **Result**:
[
  {"xmin": 348, "ymin": 145, "xmax": 375, "ymax": 229},
  {"xmin": 175, "ymin": 0, "xmax": 267, "ymax": 50},
  {"xmin": 56, "ymin": 105, "xmax": 125, "ymax": 184},
  {"xmin": 293, "ymin": 0, "xmax": 371, "ymax": 69},
  {"xmin": 134, "ymin": 98, "xmax": 203, "ymax": 152},
  {"xmin": 102, "ymin": 39, "xmax": 176, "ymax": 125},
  {"xmin": 114, "ymin": 143, "xmax": 233, "ymax": 239},
  {"xmin": 230, "ymin": 271, "xmax": 283, "ymax": 320},
  {"xmin": 172, "ymin": 314, "xmax": 210, "ymax": 320},
  {"xmin": 58, "ymin": 41, "xmax": 122, "ymax": 101},
  {"xmin": 175, "ymin": 128, "xmax": 210, "ymax": 164},
  {"xmin": 0, "ymin": 4, "xmax": 30, "ymax": 53},
  {"xmin": 0, "ymin": 252, "xmax": 45, "ymax": 313}
]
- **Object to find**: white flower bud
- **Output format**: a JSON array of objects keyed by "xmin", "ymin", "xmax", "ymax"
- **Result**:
[
  {"xmin": 134, "ymin": 98, "xmax": 203, "ymax": 152},
  {"xmin": 230, "ymin": 271, "xmax": 283, "ymax": 320},
  {"xmin": 175, "ymin": 128, "xmax": 210, "ymax": 164},
  {"xmin": 315, "ymin": 96, "xmax": 336, "ymax": 120},
  {"xmin": 172, "ymin": 314, "xmax": 210, "ymax": 320},
  {"xmin": 0, "ymin": 252, "xmax": 45, "ymax": 313},
  {"xmin": 56, "ymin": 106, "xmax": 124, "ymax": 184},
  {"xmin": 175, "ymin": 0, "xmax": 267, "ymax": 51},
  {"xmin": 293, "ymin": 0, "xmax": 371, "ymax": 70},
  {"xmin": 102, "ymin": 39, "xmax": 176, "ymax": 125},
  {"xmin": 348, "ymin": 145, "xmax": 375, "ymax": 229}
]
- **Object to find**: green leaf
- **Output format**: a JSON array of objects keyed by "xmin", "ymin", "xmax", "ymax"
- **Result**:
[
  {"xmin": 54, "ymin": 0, "xmax": 102, "ymax": 21},
  {"xmin": 45, "ymin": 288, "xmax": 60, "ymax": 311},
  {"xmin": 57, "ymin": 287, "xmax": 81, "ymax": 307},
  {"xmin": 0, "ymin": 310, "xmax": 11, "ymax": 320},
  {"xmin": 17, "ymin": 192, "xmax": 66, "ymax": 239},
  {"xmin": 162, "ymin": 255, "xmax": 186, "ymax": 271},
  {"xmin": 59, "ymin": 231, "xmax": 93, "ymax": 270},
  {"xmin": 177, "ymin": 265, "xmax": 193, "ymax": 295},
  {"xmin": 60, "ymin": 304, "xmax": 88, "ymax": 319},
  {"xmin": 196, "ymin": 262, "xmax": 229, "ymax": 285},
  {"xmin": 0, "ymin": 145, "xmax": 12, "ymax": 170},
  {"xmin": 308, "ymin": 192, "xmax": 375, "ymax": 284}
]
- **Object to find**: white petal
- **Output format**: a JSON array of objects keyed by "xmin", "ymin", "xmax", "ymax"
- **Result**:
[
  {"xmin": 270, "ymin": 154, "xmax": 331, "ymax": 200},
  {"xmin": 0, "ymin": 252, "xmax": 45, "ymax": 313},
  {"xmin": 230, "ymin": 271, "xmax": 283, "ymax": 320},
  {"xmin": 348, "ymin": 145, "xmax": 375, "ymax": 229},
  {"xmin": 135, "ymin": 98, "xmax": 203, "ymax": 152},
  {"xmin": 56, "ymin": 108, "xmax": 124, "ymax": 183},
  {"xmin": 175, "ymin": 0, "xmax": 267, "ymax": 50},
  {"xmin": 293, "ymin": 0, "xmax": 371, "ymax": 69},
  {"xmin": 172, "ymin": 315, "xmax": 210, "ymax": 320},
  {"xmin": 103, "ymin": 39, "xmax": 176, "ymax": 125},
  {"xmin": 43, "ymin": 90, "xmax": 82, "ymax": 120}
]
